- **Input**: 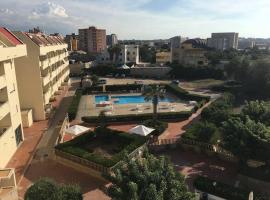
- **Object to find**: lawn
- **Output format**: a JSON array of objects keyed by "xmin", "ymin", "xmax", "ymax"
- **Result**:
[
  {"xmin": 181, "ymin": 79, "xmax": 225, "ymax": 90},
  {"xmin": 55, "ymin": 127, "xmax": 147, "ymax": 167}
]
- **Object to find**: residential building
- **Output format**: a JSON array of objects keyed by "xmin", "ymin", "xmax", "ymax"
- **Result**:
[
  {"xmin": 0, "ymin": 27, "xmax": 27, "ymax": 168},
  {"xmin": 98, "ymin": 44, "xmax": 139, "ymax": 64},
  {"xmin": 207, "ymin": 32, "xmax": 239, "ymax": 50},
  {"xmin": 170, "ymin": 36, "xmax": 188, "ymax": 63},
  {"xmin": 78, "ymin": 26, "xmax": 106, "ymax": 53},
  {"xmin": 130, "ymin": 65, "xmax": 171, "ymax": 78},
  {"xmin": 156, "ymin": 51, "xmax": 171, "ymax": 64},
  {"xmin": 238, "ymin": 38, "xmax": 255, "ymax": 50},
  {"xmin": 65, "ymin": 33, "xmax": 78, "ymax": 51},
  {"xmin": 106, "ymin": 34, "xmax": 118, "ymax": 47},
  {"xmin": 13, "ymin": 31, "xmax": 69, "ymax": 121},
  {"xmin": 173, "ymin": 39, "xmax": 209, "ymax": 66}
]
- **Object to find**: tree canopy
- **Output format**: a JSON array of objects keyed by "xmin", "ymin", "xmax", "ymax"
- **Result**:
[
  {"xmin": 24, "ymin": 178, "xmax": 83, "ymax": 200},
  {"xmin": 105, "ymin": 151, "xmax": 194, "ymax": 200}
]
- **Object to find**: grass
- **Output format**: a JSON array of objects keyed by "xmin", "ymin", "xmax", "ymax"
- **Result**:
[{"xmin": 181, "ymin": 79, "xmax": 225, "ymax": 89}]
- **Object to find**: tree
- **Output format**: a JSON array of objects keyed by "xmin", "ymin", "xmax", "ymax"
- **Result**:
[
  {"xmin": 142, "ymin": 85, "xmax": 165, "ymax": 121},
  {"xmin": 108, "ymin": 44, "xmax": 122, "ymax": 62},
  {"xmin": 90, "ymin": 74, "xmax": 99, "ymax": 86},
  {"xmin": 105, "ymin": 151, "xmax": 194, "ymax": 200},
  {"xmin": 25, "ymin": 178, "xmax": 83, "ymax": 200}
]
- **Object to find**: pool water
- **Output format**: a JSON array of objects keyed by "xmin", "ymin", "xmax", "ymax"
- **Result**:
[{"xmin": 95, "ymin": 95, "xmax": 175, "ymax": 104}]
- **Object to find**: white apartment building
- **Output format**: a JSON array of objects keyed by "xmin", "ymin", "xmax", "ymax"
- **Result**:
[
  {"xmin": 98, "ymin": 44, "xmax": 139, "ymax": 64},
  {"xmin": 13, "ymin": 32, "xmax": 69, "ymax": 121},
  {"xmin": 0, "ymin": 28, "xmax": 27, "ymax": 168}
]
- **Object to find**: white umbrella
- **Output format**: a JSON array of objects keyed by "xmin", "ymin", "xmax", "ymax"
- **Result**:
[
  {"xmin": 128, "ymin": 125, "xmax": 155, "ymax": 136},
  {"xmin": 65, "ymin": 125, "xmax": 90, "ymax": 136}
]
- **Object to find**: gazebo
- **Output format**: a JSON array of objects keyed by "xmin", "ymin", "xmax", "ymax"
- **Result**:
[{"xmin": 128, "ymin": 125, "xmax": 155, "ymax": 136}]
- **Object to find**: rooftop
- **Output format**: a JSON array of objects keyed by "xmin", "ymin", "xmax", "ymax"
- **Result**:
[
  {"xmin": 24, "ymin": 32, "xmax": 65, "ymax": 47},
  {"xmin": 0, "ymin": 27, "xmax": 23, "ymax": 47}
]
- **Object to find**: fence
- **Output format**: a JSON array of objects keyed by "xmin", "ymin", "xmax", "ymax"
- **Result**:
[{"xmin": 55, "ymin": 114, "xmax": 69, "ymax": 145}]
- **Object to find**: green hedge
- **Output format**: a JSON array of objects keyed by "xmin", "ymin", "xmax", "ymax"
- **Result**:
[
  {"xmin": 106, "ymin": 84, "xmax": 143, "ymax": 92},
  {"xmin": 82, "ymin": 86, "xmax": 103, "ymax": 94},
  {"xmin": 165, "ymin": 84, "xmax": 210, "ymax": 102},
  {"xmin": 68, "ymin": 89, "xmax": 82, "ymax": 120},
  {"xmin": 56, "ymin": 128, "xmax": 147, "ymax": 167},
  {"xmin": 142, "ymin": 120, "xmax": 168, "ymax": 136},
  {"xmin": 82, "ymin": 111, "xmax": 192, "ymax": 124},
  {"xmin": 194, "ymin": 176, "xmax": 268, "ymax": 200}
]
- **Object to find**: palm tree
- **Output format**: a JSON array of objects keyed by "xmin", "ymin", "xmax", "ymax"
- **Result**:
[
  {"xmin": 142, "ymin": 85, "xmax": 165, "ymax": 121},
  {"xmin": 90, "ymin": 75, "xmax": 99, "ymax": 86}
]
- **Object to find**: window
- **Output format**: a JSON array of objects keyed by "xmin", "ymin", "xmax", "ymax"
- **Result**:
[{"xmin": 15, "ymin": 125, "xmax": 23, "ymax": 146}]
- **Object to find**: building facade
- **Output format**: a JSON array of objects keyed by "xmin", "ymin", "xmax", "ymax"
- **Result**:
[
  {"xmin": 0, "ymin": 28, "xmax": 27, "ymax": 168},
  {"xmin": 78, "ymin": 26, "xmax": 106, "ymax": 53},
  {"xmin": 65, "ymin": 33, "xmax": 78, "ymax": 51},
  {"xmin": 106, "ymin": 34, "xmax": 118, "ymax": 47},
  {"xmin": 98, "ymin": 45, "xmax": 139, "ymax": 64},
  {"xmin": 170, "ymin": 36, "xmax": 188, "ymax": 63},
  {"xmin": 173, "ymin": 39, "xmax": 209, "ymax": 66},
  {"xmin": 207, "ymin": 32, "xmax": 239, "ymax": 50},
  {"xmin": 13, "ymin": 32, "xmax": 69, "ymax": 121},
  {"xmin": 156, "ymin": 51, "xmax": 171, "ymax": 64}
]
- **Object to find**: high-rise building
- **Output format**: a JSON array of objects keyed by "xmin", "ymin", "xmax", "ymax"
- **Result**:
[
  {"xmin": 78, "ymin": 26, "xmax": 106, "ymax": 53},
  {"xmin": 238, "ymin": 38, "xmax": 255, "ymax": 50},
  {"xmin": 170, "ymin": 36, "xmax": 188, "ymax": 63},
  {"xmin": 207, "ymin": 32, "xmax": 239, "ymax": 50},
  {"xmin": 65, "ymin": 33, "xmax": 78, "ymax": 51},
  {"xmin": 0, "ymin": 27, "xmax": 27, "ymax": 167},
  {"xmin": 13, "ymin": 32, "xmax": 69, "ymax": 121},
  {"xmin": 106, "ymin": 34, "xmax": 118, "ymax": 47}
]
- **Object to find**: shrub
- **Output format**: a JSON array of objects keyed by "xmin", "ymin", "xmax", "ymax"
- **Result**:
[
  {"xmin": 183, "ymin": 121, "xmax": 219, "ymax": 144},
  {"xmin": 56, "ymin": 128, "xmax": 147, "ymax": 167},
  {"xmin": 143, "ymin": 120, "xmax": 168, "ymax": 136},
  {"xmin": 68, "ymin": 89, "xmax": 82, "ymax": 120},
  {"xmin": 106, "ymin": 84, "xmax": 143, "ymax": 92},
  {"xmin": 81, "ymin": 111, "xmax": 192, "ymax": 124}
]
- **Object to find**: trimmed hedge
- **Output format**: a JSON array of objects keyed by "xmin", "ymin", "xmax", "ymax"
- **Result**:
[
  {"xmin": 82, "ymin": 86, "xmax": 103, "ymax": 94},
  {"xmin": 194, "ymin": 176, "xmax": 268, "ymax": 200},
  {"xmin": 55, "ymin": 128, "xmax": 147, "ymax": 167},
  {"xmin": 82, "ymin": 111, "xmax": 192, "ymax": 124},
  {"xmin": 106, "ymin": 84, "xmax": 143, "ymax": 92},
  {"xmin": 165, "ymin": 84, "xmax": 211, "ymax": 102},
  {"xmin": 68, "ymin": 89, "xmax": 82, "ymax": 120}
]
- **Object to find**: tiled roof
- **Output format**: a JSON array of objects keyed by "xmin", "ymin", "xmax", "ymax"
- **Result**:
[
  {"xmin": 0, "ymin": 27, "xmax": 23, "ymax": 46},
  {"xmin": 25, "ymin": 32, "xmax": 65, "ymax": 47}
]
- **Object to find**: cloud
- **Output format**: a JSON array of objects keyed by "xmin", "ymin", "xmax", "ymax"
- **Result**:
[
  {"xmin": 0, "ymin": 8, "xmax": 14, "ymax": 15},
  {"xmin": 30, "ymin": 2, "xmax": 68, "ymax": 19}
]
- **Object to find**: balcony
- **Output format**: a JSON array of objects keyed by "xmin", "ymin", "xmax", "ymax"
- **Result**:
[
  {"xmin": 42, "ymin": 74, "xmax": 50, "ymax": 87},
  {"xmin": 0, "ymin": 102, "xmax": 9, "ymax": 121},
  {"xmin": 0, "ymin": 75, "xmax": 6, "ymax": 90},
  {"xmin": 43, "ymin": 90, "xmax": 51, "ymax": 105}
]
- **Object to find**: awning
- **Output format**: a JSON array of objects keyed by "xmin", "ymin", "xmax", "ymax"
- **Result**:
[{"xmin": 65, "ymin": 125, "xmax": 90, "ymax": 136}]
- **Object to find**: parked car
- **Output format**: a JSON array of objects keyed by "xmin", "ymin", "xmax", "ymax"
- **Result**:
[{"xmin": 98, "ymin": 79, "xmax": 107, "ymax": 84}]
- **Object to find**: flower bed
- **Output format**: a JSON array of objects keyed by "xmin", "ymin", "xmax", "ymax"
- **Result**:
[{"xmin": 55, "ymin": 128, "xmax": 147, "ymax": 168}]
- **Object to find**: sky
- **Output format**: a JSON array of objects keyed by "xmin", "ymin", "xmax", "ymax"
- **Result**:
[{"xmin": 0, "ymin": 0, "xmax": 270, "ymax": 39}]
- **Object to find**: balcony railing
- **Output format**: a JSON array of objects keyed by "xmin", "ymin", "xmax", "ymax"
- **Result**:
[
  {"xmin": 0, "ymin": 126, "xmax": 11, "ymax": 138},
  {"xmin": 0, "ymin": 75, "xmax": 6, "ymax": 90},
  {"xmin": 0, "ymin": 102, "xmax": 9, "ymax": 121}
]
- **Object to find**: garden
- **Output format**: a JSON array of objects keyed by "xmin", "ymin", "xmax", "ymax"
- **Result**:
[{"xmin": 55, "ymin": 127, "xmax": 147, "ymax": 168}]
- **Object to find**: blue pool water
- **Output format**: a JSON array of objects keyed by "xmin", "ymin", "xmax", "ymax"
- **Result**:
[{"xmin": 95, "ymin": 95, "xmax": 175, "ymax": 104}]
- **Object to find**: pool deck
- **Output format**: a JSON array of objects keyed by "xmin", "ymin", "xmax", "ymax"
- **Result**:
[{"xmin": 76, "ymin": 93, "xmax": 194, "ymax": 121}]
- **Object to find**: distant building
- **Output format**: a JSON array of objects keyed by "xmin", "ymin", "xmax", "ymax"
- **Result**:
[
  {"xmin": 170, "ymin": 36, "xmax": 188, "ymax": 63},
  {"xmin": 156, "ymin": 51, "xmax": 171, "ymax": 64},
  {"xmin": 78, "ymin": 26, "xmax": 106, "ymax": 53},
  {"xmin": 238, "ymin": 38, "xmax": 255, "ymax": 50},
  {"xmin": 98, "ymin": 45, "xmax": 139, "ymax": 64},
  {"xmin": 65, "ymin": 33, "xmax": 78, "ymax": 51},
  {"xmin": 207, "ymin": 32, "xmax": 239, "ymax": 50},
  {"xmin": 28, "ymin": 26, "xmax": 43, "ymax": 34},
  {"xmin": 173, "ymin": 39, "xmax": 209, "ymax": 66},
  {"xmin": 106, "ymin": 34, "xmax": 118, "ymax": 47}
]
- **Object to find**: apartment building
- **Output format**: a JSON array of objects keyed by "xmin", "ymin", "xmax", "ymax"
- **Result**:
[
  {"xmin": 173, "ymin": 39, "xmax": 209, "ymax": 66},
  {"xmin": 13, "ymin": 32, "xmax": 69, "ymax": 121},
  {"xmin": 98, "ymin": 45, "xmax": 139, "ymax": 64},
  {"xmin": 78, "ymin": 26, "xmax": 106, "ymax": 53},
  {"xmin": 0, "ymin": 28, "xmax": 27, "ymax": 168},
  {"xmin": 207, "ymin": 32, "xmax": 239, "ymax": 50},
  {"xmin": 156, "ymin": 51, "xmax": 171, "ymax": 64},
  {"xmin": 106, "ymin": 34, "xmax": 118, "ymax": 47},
  {"xmin": 65, "ymin": 33, "xmax": 78, "ymax": 51}
]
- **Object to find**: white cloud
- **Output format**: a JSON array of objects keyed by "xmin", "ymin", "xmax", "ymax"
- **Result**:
[{"xmin": 0, "ymin": 8, "xmax": 14, "ymax": 15}]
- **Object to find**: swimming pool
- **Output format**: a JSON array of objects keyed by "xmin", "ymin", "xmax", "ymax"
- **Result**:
[{"xmin": 95, "ymin": 95, "xmax": 175, "ymax": 104}]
